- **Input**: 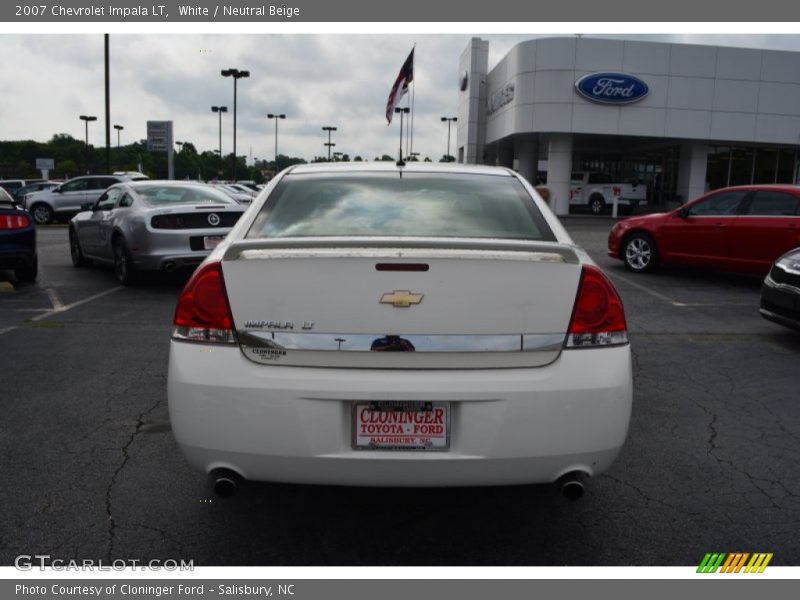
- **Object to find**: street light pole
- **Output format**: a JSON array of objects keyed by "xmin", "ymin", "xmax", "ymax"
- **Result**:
[
  {"xmin": 104, "ymin": 34, "xmax": 111, "ymax": 175},
  {"xmin": 322, "ymin": 126, "xmax": 337, "ymax": 161},
  {"xmin": 211, "ymin": 106, "xmax": 227, "ymax": 177},
  {"xmin": 441, "ymin": 116, "xmax": 457, "ymax": 162},
  {"xmin": 113, "ymin": 124, "xmax": 124, "ymax": 149},
  {"xmin": 267, "ymin": 113, "xmax": 286, "ymax": 168},
  {"xmin": 79, "ymin": 115, "xmax": 97, "ymax": 174},
  {"xmin": 221, "ymin": 68, "xmax": 250, "ymax": 181}
]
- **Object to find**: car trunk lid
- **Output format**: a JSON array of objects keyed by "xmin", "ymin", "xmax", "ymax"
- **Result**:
[{"xmin": 221, "ymin": 238, "xmax": 582, "ymax": 369}]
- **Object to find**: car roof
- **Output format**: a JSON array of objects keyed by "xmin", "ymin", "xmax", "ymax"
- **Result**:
[
  {"xmin": 286, "ymin": 162, "xmax": 516, "ymax": 177},
  {"xmin": 124, "ymin": 180, "xmax": 212, "ymax": 188},
  {"xmin": 67, "ymin": 174, "xmax": 128, "ymax": 180},
  {"xmin": 713, "ymin": 184, "xmax": 800, "ymax": 193}
]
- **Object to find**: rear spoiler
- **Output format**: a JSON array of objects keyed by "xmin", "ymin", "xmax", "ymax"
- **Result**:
[{"xmin": 222, "ymin": 237, "xmax": 580, "ymax": 264}]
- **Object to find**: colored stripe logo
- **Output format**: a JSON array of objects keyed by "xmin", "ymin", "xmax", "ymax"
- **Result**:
[{"xmin": 697, "ymin": 553, "xmax": 773, "ymax": 573}]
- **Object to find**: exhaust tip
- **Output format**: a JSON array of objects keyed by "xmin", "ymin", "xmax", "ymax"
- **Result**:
[
  {"xmin": 561, "ymin": 480, "xmax": 585, "ymax": 501},
  {"xmin": 163, "ymin": 261, "xmax": 177, "ymax": 272},
  {"xmin": 556, "ymin": 471, "xmax": 589, "ymax": 501},
  {"xmin": 210, "ymin": 468, "xmax": 240, "ymax": 498}
]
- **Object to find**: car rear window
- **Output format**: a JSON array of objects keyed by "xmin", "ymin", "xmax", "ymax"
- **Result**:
[
  {"xmin": 247, "ymin": 172, "xmax": 555, "ymax": 241},
  {"xmin": 136, "ymin": 185, "xmax": 234, "ymax": 206}
]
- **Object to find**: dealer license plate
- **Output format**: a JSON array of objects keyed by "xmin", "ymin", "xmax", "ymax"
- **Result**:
[
  {"xmin": 203, "ymin": 235, "xmax": 225, "ymax": 250},
  {"xmin": 352, "ymin": 401, "xmax": 450, "ymax": 451}
]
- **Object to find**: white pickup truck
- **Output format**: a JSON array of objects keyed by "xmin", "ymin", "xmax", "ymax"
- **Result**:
[{"xmin": 570, "ymin": 172, "xmax": 647, "ymax": 214}]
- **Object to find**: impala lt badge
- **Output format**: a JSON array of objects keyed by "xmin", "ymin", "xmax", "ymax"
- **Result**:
[{"xmin": 380, "ymin": 290, "xmax": 423, "ymax": 308}]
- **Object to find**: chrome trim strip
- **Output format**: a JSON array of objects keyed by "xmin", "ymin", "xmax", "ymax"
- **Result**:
[
  {"xmin": 238, "ymin": 331, "xmax": 566, "ymax": 353},
  {"xmin": 224, "ymin": 237, "xmax": 579, "ymax": 263}
]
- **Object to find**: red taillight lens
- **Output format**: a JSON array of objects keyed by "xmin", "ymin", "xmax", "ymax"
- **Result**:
[
  {"xmin": 172, "ymin": 261, "xmax": 236, "ymax": 344},
  {"xmin": 0, "ymin": 214, "xmax": 31, "ymax": 230},
  {"xmin": 566, "ymin": 265, "xmax": 627, "ymax": 348}
]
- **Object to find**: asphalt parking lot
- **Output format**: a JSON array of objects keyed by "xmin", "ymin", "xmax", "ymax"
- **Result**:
[{"xmin": 1, "ymin": 219, "xmax": 798, "ymax": 566}]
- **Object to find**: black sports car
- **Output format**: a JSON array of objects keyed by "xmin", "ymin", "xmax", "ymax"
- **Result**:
[
  {"xmin": 761, "ymin": 247, "xmax": 800, "ymax": 331},
  {"xmin": 0, "ymin": 188, "xmax": 37, "ymax": 283}
]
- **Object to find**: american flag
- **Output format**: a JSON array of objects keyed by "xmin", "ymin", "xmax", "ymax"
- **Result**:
[{"xmin": 386, "ymin": 48, "xmax": 414, "ymax": 124}]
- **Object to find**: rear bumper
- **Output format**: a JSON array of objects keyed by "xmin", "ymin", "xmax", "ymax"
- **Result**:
[
  {"xmin": 168, "ymin": 342, "xmax": 633, "ymax": 487},
  {"xmin": 0, "ymin": 250, "xmax": 36, "ymax": 270},
  {"xmin": 617, "ymin": 197, "xmax": 647, "ymax": 206},
  {"xmin": 132, "ymin": 252, "xmax": 207, "ymax": 271},
  {"xmin": 130, "ymin": 228, "xmax": 223, "ymax": 271},
  {"xmin": 0, "ymin": 229, "xmax": 36, "ymax": 269}
]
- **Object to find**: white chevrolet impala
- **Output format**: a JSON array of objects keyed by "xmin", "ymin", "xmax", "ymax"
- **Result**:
[{"xmin": 167, "ymin": 163, "xmax": 632, "ymax": 499}]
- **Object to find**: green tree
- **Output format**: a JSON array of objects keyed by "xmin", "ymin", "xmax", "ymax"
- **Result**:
[{"xmin": 56, "ymin": 159, "xmax": 79, "ymax": 179}]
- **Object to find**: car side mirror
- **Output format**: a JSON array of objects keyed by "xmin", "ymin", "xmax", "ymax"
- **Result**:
[
  {"xmin": 677, "ymin": 207, "xmax": 689, "ymax": 219},
  {"xmin": 53, "ymin": 187, "xmax": 63, "ymax": 193},
  {"xmin": 81, "ymin": 202, "xmax": 94, "ymax": 211}
]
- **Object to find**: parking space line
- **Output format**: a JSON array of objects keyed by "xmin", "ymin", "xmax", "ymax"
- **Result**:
[
  {"xmin": 607, "ymin": 272, "xmax": 681, "ymax": 305},
  {"xmin": 30, "ymin": 286, "xmax": 124, "ymax": 322},
  {"xmin": 609, "ymin": 272, "xmax": 756, "ymax": 307},
  {"xmin": 0, "ymin": 326, "xmax": 17, "ymax": 336},
  {"xmin": 45, "ymin": 287, "xmax": 65, "ymax": 311}
]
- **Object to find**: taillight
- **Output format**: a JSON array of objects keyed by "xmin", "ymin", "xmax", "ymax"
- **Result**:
[
  {"xmin": 152, "ymin": 215, "xmax": 184, "ymax": 229},
  {"xmin": 565, "ymin": 265, "xmax": 628, "ymax": 348},
  {"xmin": 172, "ymin": 261, "xmax": 236, "ymax": 344},
  {"xmin": 0, "ymin": 214, "xmax": 31, "ymax": 230}
]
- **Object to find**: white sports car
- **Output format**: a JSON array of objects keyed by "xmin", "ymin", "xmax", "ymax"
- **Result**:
[{"xmin": 168, "ymin": 163, "xmax": 632, "ymax": 498}]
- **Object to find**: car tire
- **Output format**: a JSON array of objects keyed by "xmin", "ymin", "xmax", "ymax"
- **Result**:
[
  {"xmin": 69, "ymin": 228, "xmax": 91, "ymax": 267},
  {"xmin": 623, "ymin": 233, "xmax": 659, "ymax": 273},
  {"xmin": 15, "ymin": 254, "xmax": 38, "ymax": 283},
  {"xmin": 112, "ymin": 236, "xmax": 137, "ymax": 286},
  {"xmin": 589, "ymin": 195, "xmax": 605, "ymax": 215},
  {"xmin": 30, "ymin": 203, "xmax": 53, "ymax": 225}
]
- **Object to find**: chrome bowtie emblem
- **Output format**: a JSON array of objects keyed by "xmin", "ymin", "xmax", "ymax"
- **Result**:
[
  {"xmin": 380, "ymin": 290, "xmax": 423, "ymax": 308},
  {"xmin": 208, "ymin": 213, "xmax": 220, "ymax": 226}
]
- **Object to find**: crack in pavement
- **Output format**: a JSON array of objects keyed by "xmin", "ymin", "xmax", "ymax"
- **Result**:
[
  {"xmin": 683, "ymin": 363, "xmax": 799, "ymax": 513},
  {"xmin": 105, "ymin": 398, "xmax": 164, "ymax": 563},
  {"xmin": 602, "ymin": 474, "xmax": 691, "ymax": 515}
]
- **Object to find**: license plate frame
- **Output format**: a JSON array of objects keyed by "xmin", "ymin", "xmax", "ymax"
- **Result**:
[
  {"xmin": 203, "ymin": 235, "xmax": 226, "ymax": 250},
  {"xmin": 351, "ymin": 401, "xmax": 450, "ymax": 451}
]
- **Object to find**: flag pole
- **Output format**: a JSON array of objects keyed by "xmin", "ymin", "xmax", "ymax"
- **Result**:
[
  {"xmin": 409, "ymin": 43, "xmax": 416, "ymax": 160},
  {"xmin": 399, "ymin": 110, "xmax": 404, "ymax": 163}
]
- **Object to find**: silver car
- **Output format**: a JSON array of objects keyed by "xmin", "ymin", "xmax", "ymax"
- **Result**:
[
  {"xmin": 210, "ymin": 184, "xmax": 253, "ymax": 205},
  {"xmin": 69, "ymin": 181, "xmax": 246, "ymax": 284},
  {"xmin": 25, "ymin": 175, "xmax": 137, "ymax": 224}
]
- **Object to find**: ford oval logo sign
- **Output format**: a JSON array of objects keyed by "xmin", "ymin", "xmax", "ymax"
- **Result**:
[{"xmin": 575, "ymin": 72, "xmax": 649, "ymax": 105}]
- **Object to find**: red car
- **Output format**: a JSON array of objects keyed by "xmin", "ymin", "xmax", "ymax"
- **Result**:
[{"xmin": 608, "ymin": 185, "xmax": 800, "ymax": 275}]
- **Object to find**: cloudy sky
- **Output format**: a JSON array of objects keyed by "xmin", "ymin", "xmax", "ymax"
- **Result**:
[{"xmin": 2, "ymin": 33, "xmax": 800, "ymax": 163}]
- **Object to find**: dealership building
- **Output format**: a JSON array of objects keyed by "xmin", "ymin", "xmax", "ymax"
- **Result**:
[{"xmin": 457, "ymin": 37, "xmax": 800, "ymax": 215}]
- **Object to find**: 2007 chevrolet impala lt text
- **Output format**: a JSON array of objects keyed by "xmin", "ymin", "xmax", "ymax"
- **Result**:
[{"xmin": 167, "ymin": 163, "xmax": 633, "ymax": 499}]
